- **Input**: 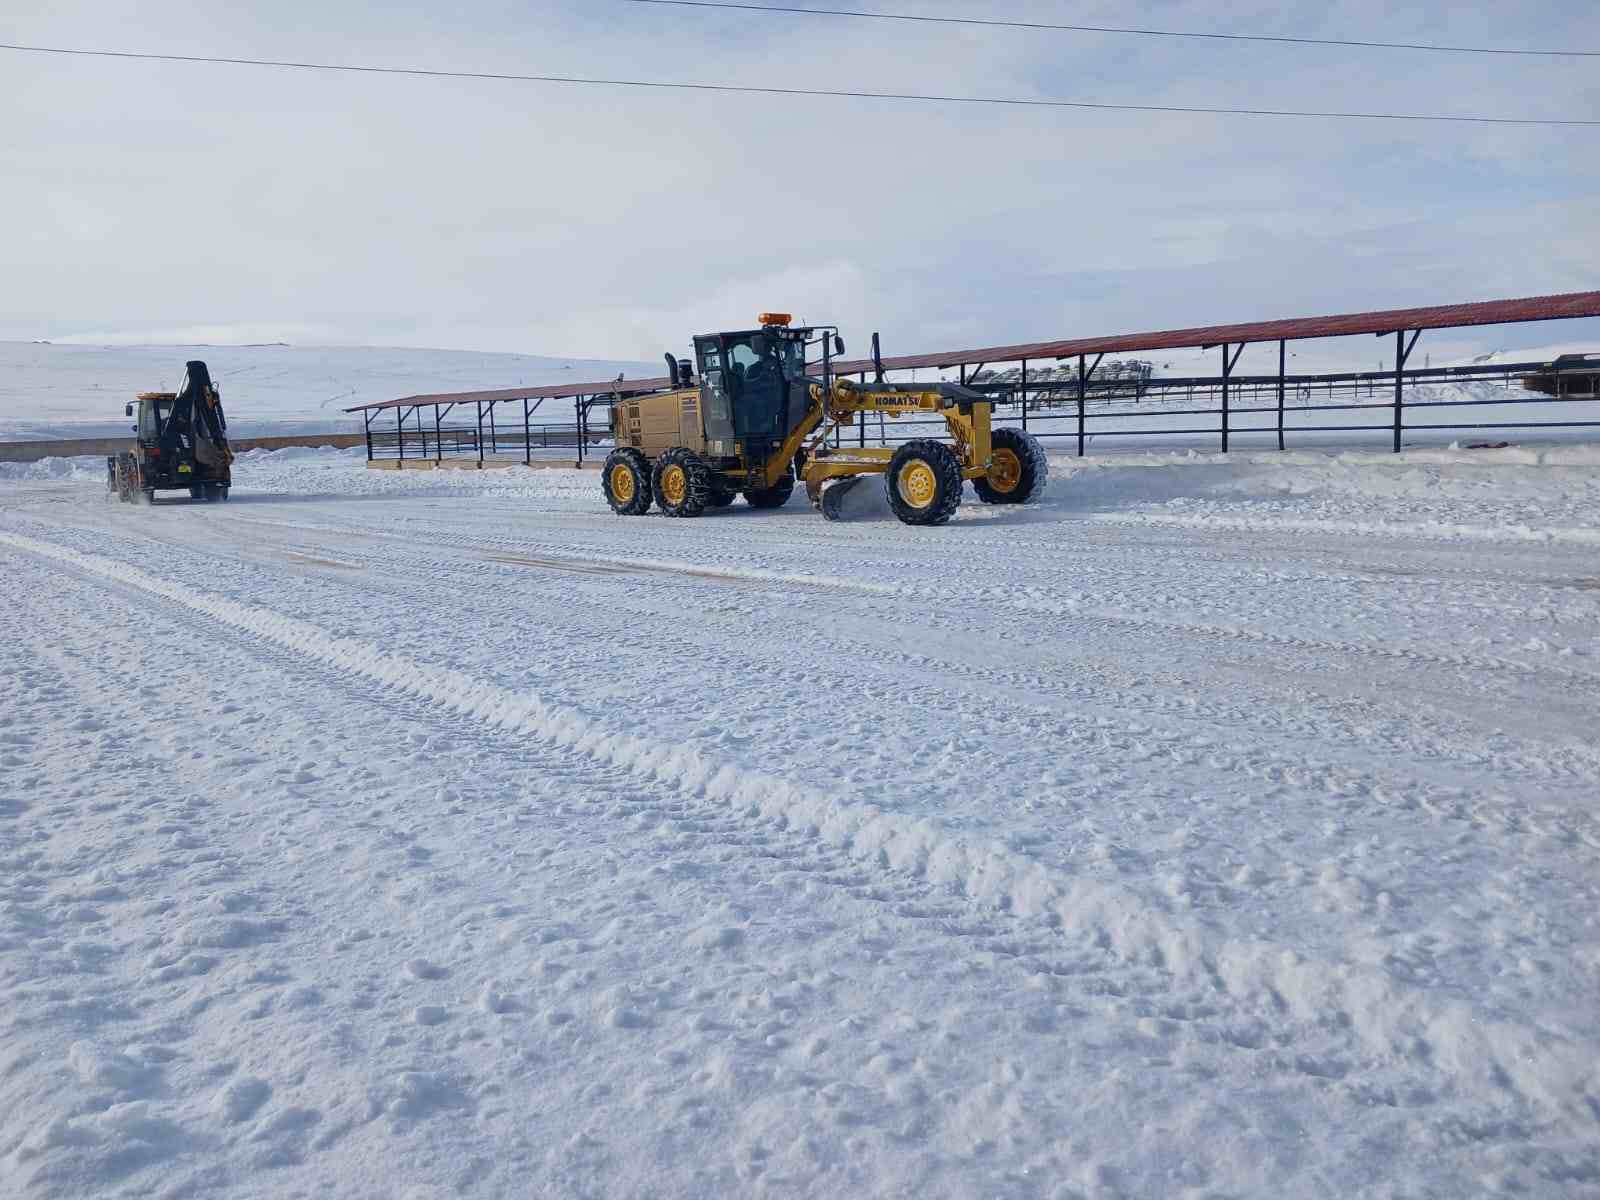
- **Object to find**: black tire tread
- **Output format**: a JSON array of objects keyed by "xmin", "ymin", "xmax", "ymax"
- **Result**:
[
  {"xmin": 653, "ymin": 447, "xmax": 710, "ymax": 517},
  {"xmin": 884, "ymin": 440, "xmax": 963, "ymax": 526},
  {"xmin": 973, "ymin": 427, "xmax": 1049, "ymax": 505},
  {"xmin": 601, "ymin": 447, "xmax": 653, "ymax": 515},
  {"xmin": 743, "ymin": 468, "xmax": 795, "ymax": 510}
]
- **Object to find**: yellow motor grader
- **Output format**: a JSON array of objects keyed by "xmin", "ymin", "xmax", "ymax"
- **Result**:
[{"xmin": 603, "ymin": 315, "xmax": 1046, "ymax": 524}]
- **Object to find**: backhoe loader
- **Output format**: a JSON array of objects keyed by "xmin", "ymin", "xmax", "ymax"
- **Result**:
[
  {"xmin": 603, "ymin": 315, "xmax": 1046, "ymax": 525},
  {"xmin": 108, "ymin": 360, "xmax": 234, "ymax": 503}
]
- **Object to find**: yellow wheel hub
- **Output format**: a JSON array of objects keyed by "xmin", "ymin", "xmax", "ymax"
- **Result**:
[
  {"xmin": 610, "ymin": 463, "xmax": 635, "ymax": 503},
  {"xmin": 896, "ymin": 460, "xmax": 938, "ymax": 509},
  {"xmin": 989, "ymin": 447, "xmax": 1022, "ymax": 493},
  {"xmin": 660, "ymin": 464, "xmax": 687, "ymax": 505}
]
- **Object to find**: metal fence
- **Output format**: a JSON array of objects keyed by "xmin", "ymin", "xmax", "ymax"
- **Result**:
[
  {"xmin": 363, "ymin": 402, "xmax": 607, "ymax": 464},
  {"xmin": 362, "ymin": 358, "xmax": 1599, "ymax": 465},
  {"xmin": 812, "ymin": 358, "xmax": 1600, "ymax": 456}
]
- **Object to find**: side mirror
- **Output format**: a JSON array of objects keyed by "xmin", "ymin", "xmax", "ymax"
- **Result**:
[
  {"xmin": 125, "ymin": 403, "xmax": 133, "ymax": 417},
  {"xmin": 833, "ymin": 335, "xmax": 845, "ymax": 356}
]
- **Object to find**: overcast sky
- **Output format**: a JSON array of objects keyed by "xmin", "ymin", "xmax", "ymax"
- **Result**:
[{"xmin": 4, "ymin": 1, "xmax": 1597, "ymax": 364}]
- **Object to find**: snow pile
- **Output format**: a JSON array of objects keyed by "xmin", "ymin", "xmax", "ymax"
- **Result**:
[
  {"xmin": 1054, "ymin": 444, "xmax": 1600, "ymax": 547},
  {"xmin": 0, "ymin": 455, "xmax": 106, "ymax": 483}
]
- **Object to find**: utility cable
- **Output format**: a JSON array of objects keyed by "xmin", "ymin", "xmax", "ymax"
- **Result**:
[
  {"xmin": 2, "ymin": 43, "xmax": 1596, "ymax": 125},
  {"xmin": 625, "ymin": 0, "xmax": 1600, "ymax": 58}
]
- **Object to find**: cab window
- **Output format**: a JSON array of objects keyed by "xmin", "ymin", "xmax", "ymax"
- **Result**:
[{"xmin": 139, "ymin": 400, "xmax": 171, "ymax": 440}]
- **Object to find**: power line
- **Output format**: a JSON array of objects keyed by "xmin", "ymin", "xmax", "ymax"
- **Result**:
[
  {"xmin": 626, "ymin": 0, "xmax": 1600, "ymax": 58},
  {"xmin": 2, "ymin": 43, "xmax": 1596, "ymax": 126}
]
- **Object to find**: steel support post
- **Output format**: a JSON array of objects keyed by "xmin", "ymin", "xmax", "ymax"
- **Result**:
[
  {"xmin": 434, "ymin": 405, "xmax": 442, "ymax": 463},
  {"xmin": 575, "ymin": 398, "xmax": 585, "ymax": 465},
  {"xmin": 1219, "ymin": 342, "xmax": 1244, "ymax": 453},
  {"xmin": 1020, "ymin": 358, "xmax": 1028, "ymax": 430},
  {"xmin": 1276, "ymin": 339, "xmax": 1286, "ymax": 451},
  {"xmin": 1220, "ymin": 343, "xmax": 1230, "ymax": 454},
  {"xmin": 396, "ymin": 407, "xmax": 404, "ymax": 461},
  {"xmin": 475, "ymin": 402, "xmax": 484, "ymax": 466},
  {"xmin": 363, "ymin": 411, "xmax": 373, "ymax": 461},
  {"xmin": 523, "ymin": 398, "xmax": 531, "ymax": 465},
  {"xmin": 1388, "ymin": 331, "xmax": 1401, "ymax": 454},
  {"xmin": 488, "ymin": 402, "xmax": 497, "ymax": 460},
  {"xmin": 1076, "ymin": 354, "xmax": 1087, "ymax": 457},
  {"xmin": 1390, "ymin": 329, "xmax": 1420, "ymax": 453}
]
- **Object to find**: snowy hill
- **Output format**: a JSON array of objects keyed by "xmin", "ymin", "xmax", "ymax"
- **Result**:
[{"xmin": 0, "ymin": 342, "xmax": 657, "ymax": 441}]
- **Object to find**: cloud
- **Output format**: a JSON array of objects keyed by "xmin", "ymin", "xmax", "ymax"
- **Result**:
[{"xmin": 2, "ymin": 0, "xmax": 1594, "ymax": 367}]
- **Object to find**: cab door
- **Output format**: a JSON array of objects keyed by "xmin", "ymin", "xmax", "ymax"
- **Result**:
[{"xmin": 693, "ymin": 335, "xmax": 736, "ymax": 444}]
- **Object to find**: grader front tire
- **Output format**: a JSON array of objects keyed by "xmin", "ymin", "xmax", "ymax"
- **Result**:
[{"xmin": 885, "ymin": 440, "xmax": 963, "ymax": 526}]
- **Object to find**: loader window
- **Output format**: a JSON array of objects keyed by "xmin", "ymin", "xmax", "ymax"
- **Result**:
[{"xmin": 140, "ymin": 400, "xmax": 171, "ymax": 441}]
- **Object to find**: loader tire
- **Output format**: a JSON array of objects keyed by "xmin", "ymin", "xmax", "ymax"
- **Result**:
[
  {"xmin": 743, "ymin": 468, "xmax": 794, "ymax": 510},
  {"xmin": 973, "ymin": 427, "xmax": 1048, "ymax": 505},
  {"xmin": 885, "ymin": 440, "xmax": 962, "ymax": 526},
  {"xmin": 652, "ymin": 447, "xmax": 709, "ymax": 517},
  {"xmin": 601, "ymin": 448, "xmax": 653, "ymax": 515},
  {"xmin": 706, "ymin": 486, "xmax": 738, "ymax": 508},
  {"xmin": 189, "ymin": 485, "xmax": 205, "ymax": 500}
]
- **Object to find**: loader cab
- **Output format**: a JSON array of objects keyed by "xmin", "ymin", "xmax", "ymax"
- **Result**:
[
  {"xmin": 129, "ymin": 395, "xmax": 176, "ymax": 444},
  {"xmin": 692, "ymin": 323, "xmax": 810, "ymax": 463}
]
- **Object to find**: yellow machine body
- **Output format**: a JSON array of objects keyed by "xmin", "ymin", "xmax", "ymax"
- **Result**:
[{"xmin": 602, "ymin": 316, "xmax": 1047, "ymax": 524}]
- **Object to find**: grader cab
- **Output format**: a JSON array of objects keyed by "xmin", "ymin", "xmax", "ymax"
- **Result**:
[{"xmin": 603, "ymin": 315, "xmax": 1047, "ymax": 525}]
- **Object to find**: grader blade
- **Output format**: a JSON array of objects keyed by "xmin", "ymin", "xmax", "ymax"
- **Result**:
[{"xmin": 817, "ymin": 475, "xmax": 888, "ymax": 522}]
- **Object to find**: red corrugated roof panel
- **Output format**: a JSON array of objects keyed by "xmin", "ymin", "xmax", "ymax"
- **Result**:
[
  {"xmin": 347, "ymin": 291, "xmax": 1600, "ymax": 411},
  {"xmin": 825, "ymin": 290, "xmax": 1600, "ymax": 376},
  {"xmin": 349, "ymin": 376, "xmax": 674, "ymax": 413}
]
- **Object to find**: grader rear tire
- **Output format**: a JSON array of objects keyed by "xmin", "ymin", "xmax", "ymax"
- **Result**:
[
  {"xmin": 601, "ymin": 448, "xmax": 653, "ymax": 515},
  {"xmin": 973, "ymin": 427, "xmax": 1048, "ymax": 505},
  {"xmin": 743, "ymin": 468, "xmax": 794, "ymax": 510},
  {"xmin": 652, "ymin": 447, "xmax": 710, "ymax": 517},
  {"xmin": 884, "ymin": 440, "xmax": 962, "ymax": 526}
]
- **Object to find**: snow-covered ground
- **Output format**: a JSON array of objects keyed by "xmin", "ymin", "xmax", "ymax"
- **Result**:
[{"xmin": 2, "ymin": 445, "xmax": 1598, "ymax": 1198}]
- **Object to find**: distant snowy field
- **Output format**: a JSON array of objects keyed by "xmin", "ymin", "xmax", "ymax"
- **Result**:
[
  {"xmin": 2, "ymin": 445, "xmax": 1598, "ymax": 1197},
  {"xmin": 0, "ymin": 343, "xmax": 656, "ymax": 441},
  {"xmin": 5, "ymin": 339, "xmax": 1593, "ymax": 455}
]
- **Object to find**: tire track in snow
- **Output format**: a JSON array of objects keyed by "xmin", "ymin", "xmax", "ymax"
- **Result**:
[
  {"xmin": 248, "ymin": 510, "xmax": 1600, "ymax": 690},
  {"xmin": 41, "ymin": 504, "xmax": 1600, "ymax": 839},
  {"xmin": 76, "ymin": 494, "xmax": 1600, "ymax": 692},
  {"xmin": 27, "ymin": 501, "xmax": 1600, "ymax": 847},
  {"xmin": 4, "ymin": 527, "xmax": 1595, "ymax": 1131}
]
